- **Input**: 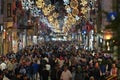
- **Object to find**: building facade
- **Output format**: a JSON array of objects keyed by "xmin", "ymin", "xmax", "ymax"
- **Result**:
[
  {"xmin": 0, "ymin": 0, "xmax": 4, "ymax": 54},
  {"xmin": 0, "ymin": 0, "xmax": 18, "ymax": 54}
]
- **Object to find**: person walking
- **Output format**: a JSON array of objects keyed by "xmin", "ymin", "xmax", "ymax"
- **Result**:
[
  {"xmin": 93, "ymin": 62, "xmax": 101, "ymax": 80},
  {"xmin": 60, "ymin": 65, "xmax": 72, "ymax": 80}
]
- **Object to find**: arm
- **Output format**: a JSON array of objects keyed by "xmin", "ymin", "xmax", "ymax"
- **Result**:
[{"xmin": 60, "ymin": 72, "xmax": 63, "ymax": 80}]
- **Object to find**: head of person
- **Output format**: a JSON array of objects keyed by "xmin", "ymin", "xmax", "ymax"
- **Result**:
[
  {"xmin": 90, "ymin": 76, "xmax": 94, "ymax": 80},
  {"xmin": 112, "ymin": 63, "xmax": 116, "ymax": 68},
  {"xmin": 63, "ymin": 65, "xmax": 68, "ymax": 71},
  {"xmin": 95, "ymin": 62, "xmax": 99, "ymax": 68}
]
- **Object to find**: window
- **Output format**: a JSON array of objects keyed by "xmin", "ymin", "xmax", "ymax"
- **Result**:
[
  {"xmin": 1, "ymin": 0, "xmax": 4, "ymax": 15},
  {"xmin": 7, "ymin": 3, "xmax": 12, "ymax": 17}
]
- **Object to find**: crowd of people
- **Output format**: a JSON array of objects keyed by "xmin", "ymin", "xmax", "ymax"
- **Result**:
[{"xmin": 0, "ymin": 41, "xmax": 119, "ymax": 80}]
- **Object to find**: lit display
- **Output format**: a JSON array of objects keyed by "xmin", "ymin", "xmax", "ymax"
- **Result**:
[{"xmin": 16, "ymin": 0, "xmax": 97, "ymax": 33}]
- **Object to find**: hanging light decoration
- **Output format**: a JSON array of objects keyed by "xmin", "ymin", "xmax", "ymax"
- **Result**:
[
  {"xmin": 65, "ymin": 5, "xmax": 72, "ymax": 13},
  {"xmin": 21, "ymin": 0, "xmax": 42, "ymax": 17},
  {"xmin": 52, "ymin": 12, "xmax": 59, "ymax": 18},
  {"xmin": 62, "ymin": 26, "xmax": 67, "ymax": 33},
  {"xmin": 42, "ymin": 6, "xmax": 51, "ymax": 16},
  {"xmin": 53, "ymin": 20, "xmax": 59, "ymax": 29},
  {"xmin": 48, "ymin": 15, "xmax": 54, "ymax": 22},
  {"xmin": 63, "ymin": 0, "xmax": 81, "ymax": 32},
  {"xmin": 81, "ymin": 7, "xmax": 88, "ymax": 14},
  {"xmin": 48, "ymin": 4, "xmax": 55, "ymax": 11},
  {"xmin": 80, "ymin": 0, "xmax": 88, "ymax": 6},
  {"xmin": 72, "ymin": 8, "xmax": 79, "ymax": 16},
  {"xmin": 21, "ymin": 0, "xmax": 31, "ymax": 10},
  {"xmin": 63, "ymin": 0, "xmax": 70, "ymax": 5},
  {"xmin": 70, "ymin": 0, "xmax": 78, "ymax": 9},
  {"xmin": 20, "ymin": 0, "xmax": 97, "ymax": 33},
  {"xmin": 36, "ymin": 0, "xmax": 45, "ymax": 9},
  {"xmin": 30, "ymin": 6, "xmax": 41, "ymax": 17}
]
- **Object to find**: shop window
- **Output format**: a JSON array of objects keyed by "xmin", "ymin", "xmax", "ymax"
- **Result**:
[{"xmin": 7, "ymin": 3, "xmax": 12, "ymax": 17}]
